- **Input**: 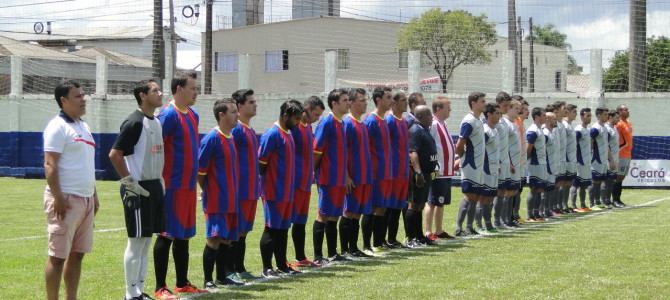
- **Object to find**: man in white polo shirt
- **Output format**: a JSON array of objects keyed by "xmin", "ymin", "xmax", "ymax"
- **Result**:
[{"xmin": 43, "ymin": 80, "xmax": 98, "ymax": 300}]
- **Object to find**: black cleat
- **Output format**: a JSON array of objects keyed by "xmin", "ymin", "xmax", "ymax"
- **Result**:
[
  {"xmin": 329, "ymin": 254, "xmax": 351, "ymax": 262},
  {"xmin": 454, "ymin": 229, "xmax": 467, "ymax": 237},
  {"xmin": 261, "ymin": 268, "xmax": 280, "ymax": 279}
]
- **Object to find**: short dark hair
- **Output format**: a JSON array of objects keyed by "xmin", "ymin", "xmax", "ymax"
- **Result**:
[
  {"xmin": 545, "ymin": 104, "xmax": 556, "ymax": 113},
  {"xmin": 304, "ymin": 95, "xmax": 325, "ymax": 111},
  {"xmin": 281, "ymin": 99, "xmax": 304, "ymax": 119},
  {"xmin": 484, "ymin": 103, "xmax": 500, "ymax": 119},
  {"xmin": 408, "ymin": 92, "xmax": 423, "ymax": 109},
  {"xmin": 467, "ymin": 92, "xmax": 486, "ymax": 108},
  {"xmin": 595, "ymin": 107, "xmax": 609, "ymax": 116},
  {"xmin": 133, "ymin": 79, "xmax": 157, "ymax": 106},
  {"xmin": 171, "ymin": 72, "xmax": 196, "ymax": 94},
  {"xmin": 580, "ymin": 107, "xmax": 591, "ymax": 116},
  {"xmin": 348, "ymin": 88, "xmax": 366, "ymax": 103},
  {"xmin": 495, "ymin": 91, "xmax": 511, "ymax": 104},
  {"xmin": 213, "ymin": 98, "xmax": 235, "ymax": 122},
  {"xmin": 432, "ymin": 96, "xmax": 448, "ymax": 113},
  {"xmin": 393, "ymin": 92, "xmax": 406, "ymax": 102},
  {"xmin": 553, "ymin": 101, "xmax": 566, "ymax": 109},
  {"xmin": 566, "ymin": 104, "xmax": 578, "ymax": 111},
  {"xmin": 372, "ymin": 87, "xmax": 391, "ymax": 105},
  {"xmin": 608, "ymin": 111, "xmax": 619, "ymax": 118},
  {"xmin": 327, "ymin": 88, "xmax": 348, "ymax": 109},
  {"xmin": 531, "ymin": 107, "xmax": 545, "ymax": 120},
  {"xmin": 232, "ymin": 89, "xmax": 254, "ymax": 106},
  {"xmin": 54, "ymin": 80, "xmax": 81, "ymax": 108},
  {"xmin": 511, "ymin": 95, "xmax": 528, "ymax": 106}
]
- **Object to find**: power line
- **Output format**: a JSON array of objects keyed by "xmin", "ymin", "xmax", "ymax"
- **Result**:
[{"xmin": 0, "ymin": 0, "xmax": 75, "ymax": 9}]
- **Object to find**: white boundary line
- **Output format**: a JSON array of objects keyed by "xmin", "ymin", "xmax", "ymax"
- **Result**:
[{"xmin": 0, "ymin": 227, "xmax": 125, "ymax": 243}]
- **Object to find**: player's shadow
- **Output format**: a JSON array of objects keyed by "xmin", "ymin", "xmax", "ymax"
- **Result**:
[{"xmin": 197, "ymin": 290, "xmax": 261, "ymax": 299}]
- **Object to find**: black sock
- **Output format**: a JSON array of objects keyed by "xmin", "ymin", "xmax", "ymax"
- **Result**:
[
  {"xmin": 153, "ymin": 236, "xmax": 172, "ymax": 290},
  {"xmin": 350, "ymin": 218, "xmax": 360, "ymax": 252},
  {"xmin": 386, "ymin": 209, "xmax": 401, "ymax": 243},
  {"xmin": 373, "ymin": 214, "xmax": 387, "ymax": 247},
  {"xmin": 326, "ymin": 220, "xmax": 339, "ymax": 257},
  {"xmin": 259, "ymin": 228, "xmax": 274, "ymax": 270},
  {"xmin": 203, "ymin": 245, "xmax": 218, "ymax": 283},
  {"xmin": 456, "ymin": 199, "xmax": 469, "ymax": 231},
  {"xmin": 273, "ymin": 229, "xmax": 288, "ymax": 269},
  {"xmin": 361, "ymin": 214, "xmax": 373, "ymax": 249},
  {"xmin": 215, "ymin": 243, "xmax": 233, "ymax": 281},
  {"xmin": 415, "ymin": 209, "xmax": 424, "ymax": 239},
  {"xmin": 232, "ymin": 235, "xmax": 247, "ymax": 273},
  {"xmin": 291, "ymin": 223, "xmax": 306, "ymax": 261},
  {"xmin": 339, "ymin": 217, "xmax": 352, "ymax": 253},
  {"xmin": 312, "ymin": 221, "xmax": 326, "ymax": 258},
  {"xmin": 404, "ymin": 209, "xmax": 416, "ymax": 240},
  {"xmin": 613, "ymin": 181, "xmax": 623, "ymax": 202},
  {"xmin": 527, "ymin": 192, "xmax": 535, "ymax": 218},
  {"xmin": 172, "ymin": 239, "xmax": 189, "ymax": 288}
]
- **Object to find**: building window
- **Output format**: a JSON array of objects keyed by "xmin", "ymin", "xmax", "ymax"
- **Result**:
[
  {"xmin": 265, "ymin": 50, "xmax": 289, "ymax": 72},
  {"xmin": 521, "ymin": 67, "xmax": 528, "ymax": 87},
  {"xmin": 399, "ymin": 50, "xmax": 408, "ymax": 68},
  {"xmin": 215, "ymin": 52, "xmax": 238, "ymax": 73},
  {"xmin": 327, "ymin": 49, "xmax": 349, "ymax": 70},
  {"xmin": 555, "ymin": 71, "xmax": 562, "ymax": 91}
]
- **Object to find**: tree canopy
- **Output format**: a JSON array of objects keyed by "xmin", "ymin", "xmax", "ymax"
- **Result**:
[{"xmin": 603, "ymin": 36, "xmax": 670, "ymax": 92}]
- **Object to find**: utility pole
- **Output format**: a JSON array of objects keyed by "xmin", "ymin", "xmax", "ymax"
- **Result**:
[
  {"xmin": 529, "ymin": 17, "xmax": 535, "ymax": 92},
  {"xmin": 518, "ymin": 16, "xmax": 523, "ymax": 93},
  {"xmin": 169, "ymin": 0, "xmax": 176, "ymax": 79},
  {"xmin": 508, "ymin": 0, "xmax": 518, "ymax": 92},
  {"xmin": 152, "ymin": 0, "xmax": 164, "ymax": 80},
  {"xmin": 204, "ymin": 0, "xmax": 213, "ymax": 94},
  {"xmin": 629, "ymin": 0, "xmax": 647, "ymax": 92}
]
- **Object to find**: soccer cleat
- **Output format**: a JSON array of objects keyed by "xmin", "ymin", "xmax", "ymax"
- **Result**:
[
  {"xmin": 486, "ymin": 227, "xmax": 498, "ymax": 233},
  {"xmin": 371, "ymin": 245, "xmax": 389, "ymax": 253},
  {"xmin": 612, "ymin": 201, "xmax": 624, "ymax": 208},
  {"xmin": 216, "ymin": 272, "xmax": 245, "ymax": 286},
  {"xmin": 350, "ymin": 249, "xmax": 373, "ymax": 258},
  {"xmin": 435, "ymin": 231, "xmax": 455, "ymax": 239},
  {"xmin": 278, "ymin": 263, "xmax": 302, "ymax": 275},
  {"xmin": 237, "ymin": 271, "xmax": 261, "ymax": 281},
  {"xmin": 313, "ymin": 256, "xmax": 330, "ymax": 266},
  {"xmin": 388, "ymin": 240, "xmax": 405, "ymax": 248},
  {"xmin": 590, "ymin": 205, "xmax": 603, "ymax": 211},
  {"xmin": 329, "ymin": 254, "xmax": 351, "ymax": 262},
  {"xmin": 454, "ymin": 229, "xmax": 467, "ymax": 237},
  {"xmin": 465, "ymin": 228, "xmax": 480, "ymax": 235},
  {"xmin": 261, "ymin": 268, "xmax": 280, "ymax": 279},
  {"xmin": 139, "ymin": 293, "xmax": 154, "ymax": 300},
  {"xmin": 203, "ymin": 281, "xmax": 218, "ymax": 291},
  {"xmin": 426, "ymin": 234, "xmax": 439, "ymax": 241},
  {"xmin": 174, "ymin": 282, "xmax": 208, "ymax": 294},
  {"xmin": 617, "ymin": 200, "xmax": 627, "ymax": 207},
  {"xmin": 154, "ymin": 287, "xmax": 177, "ymax": 300},
  {"xmin": 384, "ymin": 241, "xmax": 399, "ymax": 249},
  {"xmin": 293, "ymin": 258, "xmax": 320, "ymax": 267}
]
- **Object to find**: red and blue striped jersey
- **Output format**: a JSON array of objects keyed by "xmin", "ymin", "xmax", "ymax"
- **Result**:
[
  {"xmin": 158, "ymin": 102, "xmax": 199, "ymax": 190},
  {"xmin": 290, "ymin": 122, "xmax": 314, "ymax": 192},
  {"xmin": 259, "ymin": 123, "xmax": 296, "ymax": 203},
  {"xmin": 386, "ymin": 113, "xmax": 410, "ymax": 179},
  {"xmin": 231, "ymin": 121, "xmax": 260, "ymax": 201},
  {"xmin": 364, "ymin": 112, "xmax": 393, "ymax": 181},
  {"xmin": 343, "ymin": 115, "xmax": 373, "ymax": 185},
  {"xmin": 197, "ymin": 128, "xmax": 238, "ymax": 214},
  {"xmin": 313, "ymin": 113, "xmax": 347, "ymax": 186}
]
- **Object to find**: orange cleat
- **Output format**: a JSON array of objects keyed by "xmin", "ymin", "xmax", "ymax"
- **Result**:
[
  {"xmin": 175, "ymin": 282, "xmax": 208, "ymax": 294},
  {"xmin": 154, "ymin": 287, "xmax": 178, "ymax": 300}
]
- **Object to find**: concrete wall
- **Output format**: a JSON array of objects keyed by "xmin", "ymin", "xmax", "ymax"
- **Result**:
[{"xmin": 208, "ymin": 17, "xmax": 567, "ymax": 95}]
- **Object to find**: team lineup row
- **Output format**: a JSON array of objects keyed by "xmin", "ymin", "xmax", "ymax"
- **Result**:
[{"xmin": 40, "ymin": 73, "xmax": 633, "ymax": 300}]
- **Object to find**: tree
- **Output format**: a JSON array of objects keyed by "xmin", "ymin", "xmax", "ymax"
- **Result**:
[
  {"xmin": 603, "ymin": 36, "xmax": 670, "ymax": 92},
  {"xmin": 398, "ymin": 9, "xmax": 497, "ymax": 93},
  {"xmin": 527, "ymin": 23, "xmax": 582, "ymax": 75}
]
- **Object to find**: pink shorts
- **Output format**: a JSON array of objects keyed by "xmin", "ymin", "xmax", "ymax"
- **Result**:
[{"xmin": 44, "ymin": 187, "xmax": 95, "ymax": 259}]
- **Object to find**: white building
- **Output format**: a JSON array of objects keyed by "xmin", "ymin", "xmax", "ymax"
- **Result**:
[{"xmin": 207, "ymin": 17, "xmax": 568, "ymax": 95}]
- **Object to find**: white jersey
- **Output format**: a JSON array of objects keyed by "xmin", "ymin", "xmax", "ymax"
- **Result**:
[
  {"xmin": 574, "ymin": 124, "xmax": 592, "ymax": 166},
  {"xmin": 556, "ymin": 121, "xmax": 567, "ymax": 164},
  {"xmin": 458, "ymin": 112, "xmax": 486, "ymax": 172},
  {"xmin": 526, "ymin": 123, "xmax": 546, "ymax": 166},
  {"xmin": 542, "ymin": 125, "xmax": 560, "ymax": 176},
  {"xmin": 563, "ymin": 120, "xmax": 577, "ymax": 164},
  {"xmin": 590, "ymin": 122, "xmax": 609, "ymax": 166},
  {"xmin": 495, "ymin": 120, "xmax": 510, "ymax": 166},
  {"xmin": 483, "ymin": 123, "xmax": 499, "ymax": 176},
  {"xmin": 504, "ymin": 116, "xmax": 521, "ymax": 169},
  {"xmin": 606, "ymin": 123, "xmax": 620, "ymax": 166}
]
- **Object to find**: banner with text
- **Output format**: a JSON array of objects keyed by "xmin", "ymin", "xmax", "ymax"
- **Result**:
[{"xmin": 622, "ymin": 160, "xmax": 670, "ymax": 187}]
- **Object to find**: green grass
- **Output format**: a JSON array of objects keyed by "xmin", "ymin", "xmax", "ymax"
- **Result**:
[{"xmin": 0, "ymin": 177, "xmax": 669, "ymax": 299}]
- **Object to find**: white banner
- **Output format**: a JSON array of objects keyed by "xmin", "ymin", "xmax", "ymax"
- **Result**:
[
  {"xmin": 337, "ymin": 76, "xmax": 443, "ymax": 92},
  {"xmin": 622, "ymin": 160, "xmax": 670, "ymax": 187}
]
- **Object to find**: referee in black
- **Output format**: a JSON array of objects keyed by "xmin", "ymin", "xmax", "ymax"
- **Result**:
[{"xmin": 405, "ymin": 105, "xmax": 438, "ymax": 248}]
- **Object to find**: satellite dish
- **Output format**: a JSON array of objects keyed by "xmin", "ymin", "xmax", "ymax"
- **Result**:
[{"xmin": 34, "ymin": 22, "xmax": 44, "ymax": 34}]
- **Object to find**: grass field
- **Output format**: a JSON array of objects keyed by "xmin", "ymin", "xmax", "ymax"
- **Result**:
[{"xmin": 1, "ymin": 177, "xmax": 669, "ymax": 299}]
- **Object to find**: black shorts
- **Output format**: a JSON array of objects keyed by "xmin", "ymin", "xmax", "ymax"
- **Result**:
[
  {"xmin": 428, "ymin": 177, "xmax": 452, "ymax": 207},
  {"xmin": 408, "ymin": 173, "xmax": 432, "ymax": 208},
  {"xmin": 121, "ymin": 179, "xmax": 165, "ymax": 238}
]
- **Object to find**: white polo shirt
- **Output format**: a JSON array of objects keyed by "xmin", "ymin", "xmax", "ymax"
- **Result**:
[{"xmin": 43, "ymin": 112, "xmax": 96, "ymax": 197}]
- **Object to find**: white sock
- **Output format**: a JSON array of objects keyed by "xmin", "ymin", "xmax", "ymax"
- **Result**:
[
  {"xmin": 136, "ymin": 237, "xmax": 152, "ymax": 295},
  {"xmin": 124, "ymin": 237, "xmax": 147, "ymax": 299}
]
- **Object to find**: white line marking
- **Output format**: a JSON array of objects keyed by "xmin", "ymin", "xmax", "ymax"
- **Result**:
[{"xmin": 0, "ymin": 227, "xmax": 125, "ymax": 243}]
